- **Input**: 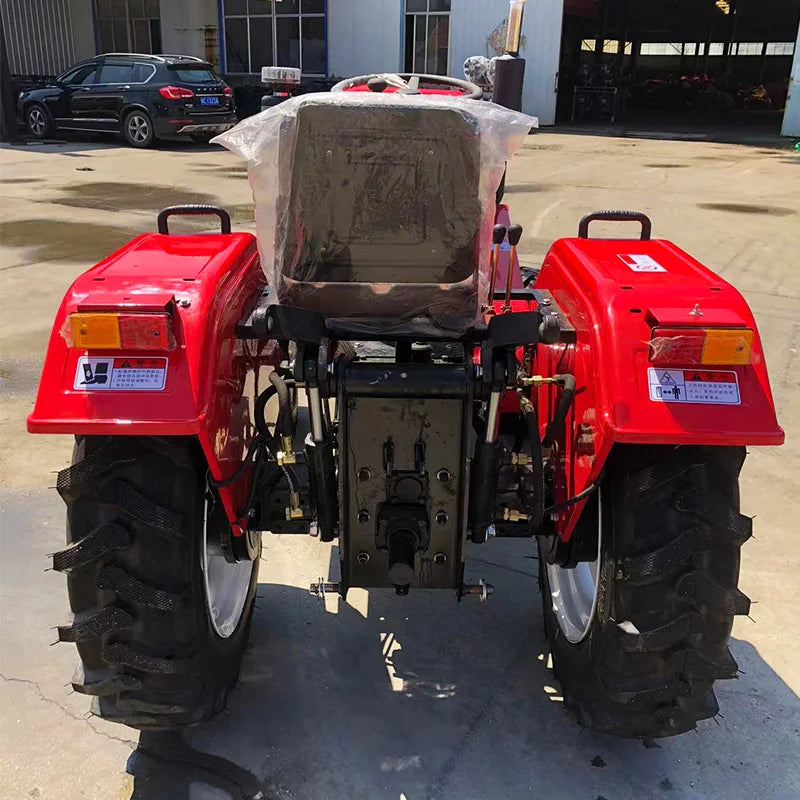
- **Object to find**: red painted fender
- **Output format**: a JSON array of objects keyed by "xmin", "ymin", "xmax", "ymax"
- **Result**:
[
  {"xmin": 531, "ymin": 236, "xmax": 784, "ymax": 541},
  {"xmin": 27, "ymin": 231, "xmax": 274, "ymax": 528}
]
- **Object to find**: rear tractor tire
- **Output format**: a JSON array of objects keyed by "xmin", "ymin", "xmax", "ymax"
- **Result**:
[
  {"xmin": 52, "ymin": 436, "xmax": 259, "ymax": 730},
  {"xmin": 539, "ymin": 445, "xmax": 751, "ymax": 738}
]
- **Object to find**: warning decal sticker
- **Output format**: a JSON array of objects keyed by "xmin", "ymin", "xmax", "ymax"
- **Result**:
[
  {"xmin": 74, "ymin": 357, "xmax": 168, "ymax": 391},
  {"xmin": 618, "ymin": 254, "xmax": 667, "ymax": 272},
  {"xmin": 648, "ymin": 368, "xmax": 740, "ymax": 405}
]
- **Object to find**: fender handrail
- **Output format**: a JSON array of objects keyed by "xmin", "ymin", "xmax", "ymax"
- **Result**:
[
  {"xmin": 578, "ymin": 210, "xmax": 652, "ymax": 240},
  {"xmin": 157, "ymin": 204, "xmax": 231, "ymax": 235}
]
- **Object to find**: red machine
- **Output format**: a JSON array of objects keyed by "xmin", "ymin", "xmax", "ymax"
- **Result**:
[{"xmin": 29, "ymin": 68, "xmax": 782, "ymax": 738}]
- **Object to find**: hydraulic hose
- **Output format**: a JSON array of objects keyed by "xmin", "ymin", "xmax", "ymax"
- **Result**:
[
  {"xmin": 517, "ymin": 390, "xmax": 544, "ymax": 531},
  {"xmin": 254, "ymin": 386, "xmax": 278, "ymax": 441},
  {"xmin": 269, "ymin": 371, "xmax": 294, "ymax": 438},
  {"xmin": 254, "ymin": 376, "xmax": 297, "ymax": 447},
  {"xmin": 207, "ymin": 434, "xmax": 298, "ymax": 497},
  {"xmin": 541, "ymin": 373, "xmax": 576, "ymax": 449}
]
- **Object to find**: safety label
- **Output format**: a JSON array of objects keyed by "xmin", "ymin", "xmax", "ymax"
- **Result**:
[
  {"xmin": 648, "ymin": 368, "xmax": 740, "ymax": 405},
  {"xmin": 619, "ymin": 253, "xmax": 667, "ymax": 272},
  {"xmin": 74, "ymin": 357, "xmax": 168, "ymax": 391}
]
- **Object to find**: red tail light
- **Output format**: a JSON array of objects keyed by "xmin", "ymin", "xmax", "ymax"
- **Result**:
[
  {"xmin": 649, "ymin": 327, "xmax": 754, "ymax": 366},
  {"xmin": 159, "ymin": 86, "xmax": 195, "ymax": 100},
  {"xmin": 223, "ymin": 86, "xmax": 234, "ymax": 97},
  {"xmin": 68, "ymin": 313, "xmax": 174, "ymax": 351}
]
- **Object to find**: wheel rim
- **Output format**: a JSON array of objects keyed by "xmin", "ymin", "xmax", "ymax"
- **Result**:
[
  {"xmin": 201, "ymin": 498, "xmax": 255, "ymax": 639},
  {"xmin": 29, "ymin": 108, "xmax": 45, "ymax": 135},
  {"xmin": 127, "ymin": 114, "xmax": 149, "ymax": 143},
  {"xmin": 545, "ymin": 488, "xmax": 602, "ymax": 643}
]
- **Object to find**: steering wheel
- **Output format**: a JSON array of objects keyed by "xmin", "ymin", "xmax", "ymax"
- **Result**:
[{"xmin": 330, "ymin": 73, "xmax": 483, "ymax": 100}]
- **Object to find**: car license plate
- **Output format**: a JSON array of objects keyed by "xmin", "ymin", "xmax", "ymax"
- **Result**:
[{"xmin": 200, "ymin": 96, "xmax": 219, "ymax": 106}]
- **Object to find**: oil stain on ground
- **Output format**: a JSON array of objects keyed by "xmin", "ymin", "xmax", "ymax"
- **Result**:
[
  {"xmin": 51, "ymin": 182, "xmax": 255, "ymax": 227},
  {"xmin": 697, "ymin": 202, "xmax": 796, "ymax": 216},
  {"xmin": 0, "ymin": 177, "xmax": 43, "ymax": 184},
  {"xmin": 192, "ymin": 164, "xmax": 249, "ymax": 178},
  {"xmin": 643, "ymin": 163, "xmax": 689, "ymax": 168},
  {"xmin": 504, "ymin": 182, "xmax": 551, "ymax": 194},
  {"xmin": 0, "ymin": 219, "xmax": 144, "ymax": 265},
  {"xmin": 54, "ymin": 181, "xmax": 220, "ymax": 213}
]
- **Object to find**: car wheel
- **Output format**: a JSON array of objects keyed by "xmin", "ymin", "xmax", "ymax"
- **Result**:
[
  {"xmin": 123, "ymin": 110, "xmax": 155, "ymax": 148},
  {"xmin": 26, "ymin": 103, "xmax": 53, "ymax": 139}
]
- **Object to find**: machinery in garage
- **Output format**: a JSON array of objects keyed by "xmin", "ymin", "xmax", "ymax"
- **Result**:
[
  {"xmin": 559, "ymin": 0, "xmax": 799, "ymax": 132},
  {"xmin": 27, "ymin": 7, "xmax": 784, "ymax": 739}
]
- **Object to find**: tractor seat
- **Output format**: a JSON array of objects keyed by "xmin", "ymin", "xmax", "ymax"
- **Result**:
[{"xmin": 275, "ymin": 96, "xmax": 484, "ymax": 331}]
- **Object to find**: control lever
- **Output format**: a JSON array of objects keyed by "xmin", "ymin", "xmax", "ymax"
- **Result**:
[
  {"xmin": 485, "ymin": 224, "xmax": 507, "ymax": 311},
  {"xmin": 502, "ymin": 223, "xmax": 523, "ymax": 313}
]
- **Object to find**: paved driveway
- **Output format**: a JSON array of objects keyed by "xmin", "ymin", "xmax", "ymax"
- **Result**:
[{"xmin": 1, "ymin": 133, "xmax": 799, "ymax": 800}]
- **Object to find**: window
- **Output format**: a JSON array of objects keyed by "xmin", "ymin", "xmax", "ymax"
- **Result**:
[
  {"xmin": 171, "ymin": 67, "xmax": 221, "ymax": 83},
  {"xmin": 96, "ymin": 0, "xmax": 162, "ymax": 54},
  {"xmin": 99, "ymin": 63, "xmax": 136, "ymax": 83},
  {"xmin": 61, "ymin": 64, "xmax": 100, "ymax": 85},
  {"xmin": 132, "ymin": 62, "xmax": 156, "ymax": 82},
  {"xmin": 639, "ymin": 42, "xmax": 684, "ymax": 56},
  {"xmin": 766, "ymin": 42, "xmax": 795, "ymax": 56},
  {"xmin": 405, "ymin": 0, "xmax": 450, "ymax": 75},
  {"xmin": 222, "ymin": 0, "xmax": 326, "ymax": 76}
]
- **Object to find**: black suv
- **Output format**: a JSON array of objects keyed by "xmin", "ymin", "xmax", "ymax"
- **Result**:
[{"xmin": 18, "ymin": 53, "xmax": 237, "ymax": 148}]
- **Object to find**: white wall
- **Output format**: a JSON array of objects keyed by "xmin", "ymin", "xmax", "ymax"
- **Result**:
[
  {"xmin": 449, "ymin": 0, "xmax": 563, "ymax": 124},
  {"xmin": 781, "ymin": 24, "xmax": 800, "ymax": 137},
  {"xmin": 158, "ymin": 0, "xmax": 217, "ymax": 60},
  {"xmin": 327, "ymin": 0, "xmax": 403, "ymax": 79}
]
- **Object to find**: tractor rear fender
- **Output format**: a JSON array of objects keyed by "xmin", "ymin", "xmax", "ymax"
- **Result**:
[
  {"xmin": 27, "ymin": 230, "xmax": 275, "ymax": 527},
  {"xmin": 532, "ymin": 235, "xmax": 783, "ymax": 541}
]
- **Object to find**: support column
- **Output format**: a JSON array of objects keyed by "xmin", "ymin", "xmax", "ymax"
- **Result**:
[
  {"xmin": 701, "ymin": 13, "xmax": 713, "ymax": 76},
  {"xmin": 758, "ymin": 40, "xmax": 768, "ymax": 83}
]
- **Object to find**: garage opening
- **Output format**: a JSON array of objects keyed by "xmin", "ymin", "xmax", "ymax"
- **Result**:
[{"xmin": 557, "ymin": 0, "xmax": 799, "ymax": 138}]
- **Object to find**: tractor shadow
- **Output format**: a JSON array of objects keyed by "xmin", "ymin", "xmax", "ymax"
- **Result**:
[{"xmin": 125, "ymin": 540, "xmax": 800, "ymax": 800}]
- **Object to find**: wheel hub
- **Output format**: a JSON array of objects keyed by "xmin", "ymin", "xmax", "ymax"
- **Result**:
[
  {"xmin": 202, "ymin": 500, "xmax": 256, "ymax": 639},
  {"xmin": 128, "ymin": 116, "xmax": 149, "ymax": 142},
  {"xmin": 29, "ymin": 109, "xmax": 45, "ymax": 135},
  {"xmin": 545, "ymin": 489, "xmax": 602, "ymax": 643}
]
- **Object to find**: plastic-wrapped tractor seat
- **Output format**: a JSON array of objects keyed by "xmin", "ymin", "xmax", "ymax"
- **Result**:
[
  {"xmin": 215, "ymin": 91, "xmax": 537, "ymax": 334},
  {"xmin": 277, "ymin": 99, "xmax": 483, "ymax": 327}
]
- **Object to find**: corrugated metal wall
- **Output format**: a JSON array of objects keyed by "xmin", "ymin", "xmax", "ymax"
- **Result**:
[{"xmin": 1, "ymin": 0, "xmax": 77, "ymax": 75}]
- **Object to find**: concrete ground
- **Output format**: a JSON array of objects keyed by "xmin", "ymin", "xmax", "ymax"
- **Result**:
[{"xmin": 1, "ymin": 130, "xmax": 799, "ymax": 800}]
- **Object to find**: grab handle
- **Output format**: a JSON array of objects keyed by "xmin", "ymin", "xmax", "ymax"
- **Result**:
[
  {"xmin": 578, "ymin": 210, "xmax": 652, "ymax": 240},
  {"xmin": 157, "ymin": 205, "xmax": 231, "ymax": 235}
]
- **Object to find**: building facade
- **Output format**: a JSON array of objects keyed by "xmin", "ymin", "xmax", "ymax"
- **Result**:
[
  {"xmin": 4, "ymin": 1, "xmax": 798, "ymax": 131},
  {"xmin": 1, "ymin": 0, "xmax": 563, "ymax": 123}
]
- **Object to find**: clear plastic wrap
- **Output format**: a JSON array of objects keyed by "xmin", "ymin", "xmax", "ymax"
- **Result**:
[{"xmin": 214, "ymin": 91, "xmax": 537, "ymax": 334}]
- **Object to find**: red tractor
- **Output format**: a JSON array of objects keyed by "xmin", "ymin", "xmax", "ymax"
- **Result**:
[{"xmin": 28, "ymin": 68, "xmax": 783, "ymax": 739}]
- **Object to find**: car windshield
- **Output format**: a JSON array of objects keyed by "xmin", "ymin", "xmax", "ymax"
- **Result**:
[{"xmin": 171, "ymin": 68, "xmax": 219, "ymax": 83}]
